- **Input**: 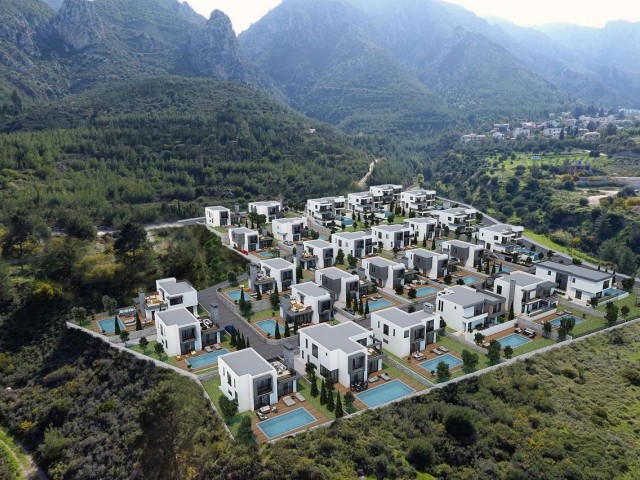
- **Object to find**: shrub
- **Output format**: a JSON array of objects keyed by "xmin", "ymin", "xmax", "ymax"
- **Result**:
[
  {"xmin": 406, "ymin": 439, "xmax": 435, "ymax": 471},
  {"xmin": 444, "ymin": 407, "xmax": 477, "ymax": 442}
]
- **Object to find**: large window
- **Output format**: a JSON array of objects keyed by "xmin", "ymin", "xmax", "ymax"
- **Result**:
[
  {"xmin": 169, "ymin": 296, "xmax": 183, "ymax": 306},
  {"xmin": 383, "ymin": 324, "xmax": 389, "ymax": 336},
  {"xmin": 312, "ymin": 343, "xmax": 318, "ymax": 358}
]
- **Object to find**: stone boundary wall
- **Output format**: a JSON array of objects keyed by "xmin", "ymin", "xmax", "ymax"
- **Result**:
[
  {"xmin": 383, "ymin": 356, "xmax": 433, "ymax": 387},
  {"xmin": 559, "ymin": 299, "xmax": 605, "ymax": 318}
]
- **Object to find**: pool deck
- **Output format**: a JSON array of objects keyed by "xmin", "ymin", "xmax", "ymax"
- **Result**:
[
  {"xmin": 401, "ymin": 342, "xmax": 465, "ymax": 380},
  {"xmin": 252, "ymin": 400, "xmax": 328, "ymax": 443},
  {"xmin": 173, "ymin": 347, "xmax": 236, "ymax": 372},
  {"xmin": 91, "ymin": 309, "xmax": 152, "ymax": 336},
  {"xmin": 336, "ymin": 368, "xmax": 425, "ymax": 410}
]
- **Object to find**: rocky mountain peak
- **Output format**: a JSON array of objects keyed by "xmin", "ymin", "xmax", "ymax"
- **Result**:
[{"xmin": 50, "ymin": 0, "xmax": 104, "ymax": 52}]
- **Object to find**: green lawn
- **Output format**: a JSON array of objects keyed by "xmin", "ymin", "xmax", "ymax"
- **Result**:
[
  {"xmin": 524, "ymin": 229, "xmax": 600, "ymax": 264},
  {"xmin": 559, "ymin": 307, "xmax": 608, "ymax": 336},
  {"xmin": 0, "ymin": 428, "xmax": 30, "ymax": 480},
  {"xmin": 128, "ymin": 340, "xmax": 178, "ymax": 367},
  {"xmin": 247, "ymin": 309, "xmax": 281, "ymax": 322},
  {"xmin": 508, "ymin": 336, "xmax": 556, "ymax": 357},
  {"xmin": 201, "ymin": 377, "xmax": 254, "ymax": 440},
  {"xmin": 597, "ymin": 294, "xmax": 640, "ymax": 321},
  {"xmin": 297, "ymin": 377, "xmax": 346, "ymax": 419},
  {"xmin": 434, "ymin": 335, "xmax": 492, "ymax": 381}
]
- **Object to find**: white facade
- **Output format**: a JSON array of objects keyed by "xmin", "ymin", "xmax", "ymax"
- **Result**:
[
  {"xmin": 332, "ymin": 231, "xmax": 375, "ymax": 258},
  {"xmin": 400, "ymin": 189, "xmax": 436, "ymax": 214},
  {"xmin": 369, "ymin": 184, "xmax": 402, "ymax": 210},
  {"xmin": 272, "ymin": 217, "xmax": 308, "ymax": 242},
  {"xmin": 361, "ymin": 256, "xmax": 405, "ymax": 289},
  {"xmin": 143, "ymin": 277, "xmax": 199, "ymax": 321},
  {"xmin": 248, "ymin": 200, "xmax": 283, "ymax": 222},
  {"xmin": 315, "ymin": 267, "xmax": 360, "ymax": 303},
  {"xmin": 543, "ymin": 127, "xmax": 563, "ymax": 139},
  {"xmin": 435, "ymin": 286, "xmax": 506, "ymax": 333},
  {"xmin": 371, "ymin": 224, "xmax": 412, "ymax": 250},
  {"xmin": 301, "ymin": 239, "xmax": 334, "ymax": 269},
  {"xmin": 259, "ymin": 258, "xmax": 297, "ymax": 292},
  {"xmin": 305, "ymin": 196, "xmax": 345, "ymax": 223},
  {"xmin": 297, "ymin": 322, "xmax": 382, "ymax": 388},
  {"xmin": 347, "ymin": 191, "xmax": 375, "ymax": 214},
  {"xmin": 441, "ymin": 240, "xmax": 484, "ymax": 268},
  {"xmin": 431, "ymin": 207, "xmax": 477, "ymax": 233},
  {"xmin": 493, "ymin": 271, "xmax": 557, "ymax": 316},
  {"xmin": 155, "ymin": 308, "xmax": 202, "ymax": 357},
  {"xmin": 218, "ymin": 348, "xmax": 278, "ymax": 412},
  {"xmin": 403, "ymin": 217, "xmax": 437, "ymax": 241},
  {"xmin": 403, "ymin": 249, "xmax": 448, "ymax": 279},
  {"xmin": 285, "ymin": 282, "xmax": 333, "ymax": 324},
  {"xmin": 228, "ymin": 227, "xmax": 259, "ymax": 252},
  {"xmin": 205, "ymin": 206, "xmax": 230, "ymax": 227},
  {"xmin": 535, "ymin": 261, "xmax": 613, "ymax": 304},
  {"xmin": 371, "ymin": 307, "xmax": 440, "ymax": 358},
  {"xmin": 478, "ymin": 224, "xmax": 524, "ymax": 253}
]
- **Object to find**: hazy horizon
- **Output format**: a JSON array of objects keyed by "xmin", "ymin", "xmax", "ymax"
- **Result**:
[{"xmin": 184, "ymin": 0, "xmax": 640, "ymax": 33}]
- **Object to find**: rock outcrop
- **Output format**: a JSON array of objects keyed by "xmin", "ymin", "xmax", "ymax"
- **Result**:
[{"xmin": 50, "ymin": 0, "xmax": 104, "ymax": 52}]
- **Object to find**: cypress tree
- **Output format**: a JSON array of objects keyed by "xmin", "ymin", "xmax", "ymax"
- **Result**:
[
  {"xmin": 364, "ymin": 300, "xmax": 370, "ymax": 315},
  {"xmin": 284, "ymin": 322, "xmax": 290, "ymax": 337},
  {"xmin": 135, "ymin": 310, "xmax": 142, "ymax": 331},
  {"xmin": 319, "ymin": 379, "xmax": 327, "ymax": 405},
  {"xmin": 114, "ymin": 316, "xmax": 121, "ymax": 335},
  {"xmin": 326, "ymin": 389, "xmax": 335, "ymax": 411},
  {"xmin": 345, "ymin": 292, "xmax": 351, "ymax": 309},
  {"xmin": 335, "ymin": 392, "xmax": 344, "ymax": 418},
  {"xmin": 358, "ymin": 298, "xmax": 364, "ymax": 316},
  {"xmin": 431, "ymin": 238, "xmax": 436, "ymax": 250},
  {"xmin": 310, "ymin": 374, "xmax": 319, "ymax": 397},
  {"xmin": 246, "ymin": 338, "xmax": 250, "ymax": 349},
  {"xmin": 274, "ymin": 322, "xmax": 281, "ymax": 339},
  {"xmin": 230, "ymin": 330, "xmax": 237, "ymax": 347}
]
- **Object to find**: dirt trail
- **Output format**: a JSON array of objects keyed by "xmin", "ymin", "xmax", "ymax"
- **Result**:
[
  {"xmin": 0, "ymin": 430, "xmax": 46, "ymax": 480},
  {"xmin": 587, "ymin": 190, "xmax": 618, "ymax": 206},
  {"xmin": 357, "ymin": 158, "xmax": 380, "ymax": 188}
]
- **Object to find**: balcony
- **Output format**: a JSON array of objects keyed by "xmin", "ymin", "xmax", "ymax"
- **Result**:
[{"xmin": 256, "ymin": 385, "xmax": 273, "ymax": 396}]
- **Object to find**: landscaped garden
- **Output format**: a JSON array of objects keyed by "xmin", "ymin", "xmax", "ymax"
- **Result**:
[
  {"xmin": 128, "ymin": 340, "xmax": 178, "ymax": 367},
  {"xmin": 201, "ymin": 377, "xmax": 254, "ymax": 439}
]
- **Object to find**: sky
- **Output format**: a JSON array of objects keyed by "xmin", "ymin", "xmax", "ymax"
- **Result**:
[{"xmin": 184, "ymin": 0, "xmax": 640, "ymax": 33}]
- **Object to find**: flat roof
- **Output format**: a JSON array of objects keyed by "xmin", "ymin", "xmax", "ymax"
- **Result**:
[
  {"xmin": 249, "ymin": 200, "xmax": 281, "ymax": 207},
  {"xmin": 307, "ymin": 196, "xmax": 345, "ymax": 203},
  {"xmin": 205, "ymin": 206, "xmax": 229, "ymax": 211},
  {"xmin": 156, "ymin": 308, "xmax": 199, "ymax": 327},
  {"xmin": 293, "ymin": 282, "xmax": 330, "ymax": 297},
  {"xmin": 305, "ymin": 239, "xmax": 332, "ymax": 248},
  {"xmin": 157, "ymin": 279, "xmax": 195, "ymax": 296},
  {"xmin": 364, "ymin": 256, "xmax": 403, "ymax": 268},
  {"xmin": 373, "ymin": 307, "xmax": 435, "ymax": 329},
  {"xmin": 498, "ymin": 271, "xmax": 550, "ymax": 288},
  {"xmin": 219, "ymin": 348, "xmax": 275, "ymax": 377},
  {"xmin": 538, "ymin": 261, "xmax": 613, "ymax": 282},
  {"xmin": 482, "ymin": 223, "xmax": 522, "ymax": 233},
  {"xmin": 408, "ymin": 248, "xmax": 446, "ymax": 259},
  {"xmin": 443, "ymin": 239, "xmax": 481, "ymax": 249},
  {"xmin": 402, "ymin": 189, "xmax": 436, "ymax": 195},
  {"xmin": 261, "ymin": 258, "xmax": 294, "ymax": 269},
  {"xmin": 439, "ymin": 207, "xmax": 476, "ymax": 215},
  {"xmin": 333, "ymin": 231, "xmax": 372, "ymax": 240},
  {"xmin": 317, "ymin": 267, "xmax": 357, "ymax": 280},
  {"xmin": 438, "ymin": 286, "xmax": 489, "ymax": 307},
  {"xmin": 230, "ymin": 227, "xmax": 256, "ymax": 234},
  {"xmin": 349, "ymin": 191, "xmax": 374, "ymax": 198},
  {"xmin": 370, "ymin": 184, "xmax": 401, "ymax": 189},
  {"xmin": 273, "ymin": 217, "xmax": 305, "ymax": 224},
  {"xmin": 404, "ymin": 217, "xmax": 437, "ymax": 224},
  {"xmin": 372, "ymin": 224, "xmax": 409, "ymax": 232},
  {"xmin": 302, "ymin": 322, "xmax": 368, "ymax": 354}
]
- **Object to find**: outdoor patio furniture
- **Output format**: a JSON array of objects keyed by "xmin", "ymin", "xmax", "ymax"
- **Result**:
[
  {"xmin": 295, "ymin": 393, "xmax": 306, "ymax": 402},
  {"xmin": 257, "ymin": 411, "xmax": 267, "ymax": 421},
  {"xmin": 514, "ymin": 328, "xmax": 522, "ymax": 334},
  {"xmin": 380, "ymin": 373, "xmax": 391, "ymax": 381},
  {"xmin": 205, "ymin": 346, "xmax": 213, "ymax": 353},
  {"xmin": 439, "ymin": 346, "xmax": 449, "ymax": 353},
  {"xmin": 214, "ymin": 343, "xmax": 222, "ymax": 350},
  {"xmin": 283, "ymin": 396, "xmax": 296, "ymax": 407},
  {"xmin": 271, "ymin": 406, "xmax": 278, "ymax": 413},
  {"xmin": 431, "ymin": 349, "xmax": 443, "ymax": 355},
  {"xmin": 191, "ymin": 350, "xmax": 197, "ymax": 356},
  {"xmin": 260, "ymin": 405, "xmax": 271, "ymax": 414},
  {"xmin": 368, "ymin": 376, "xmax": 379, "ymax": 383}
]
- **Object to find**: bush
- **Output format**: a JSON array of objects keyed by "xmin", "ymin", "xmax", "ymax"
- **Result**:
[
  {"xmin": 621, "ymin": 368, "xmax": 640, "ymax": 386},
  {"xmin": 406, "ymin": 439, "xmax": 435, "ymax": 471},
  {"xmin": 444, "ymin": 407, "xmax": 477, "ymax": 442}
]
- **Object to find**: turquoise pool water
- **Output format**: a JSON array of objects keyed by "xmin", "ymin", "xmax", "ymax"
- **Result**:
[
  {"xmin": 257, "ymin": 408, "xmax": 316, "ymax": 439},
  {"xmin": 516, "ymin": 248, "xmax": 542, "ymax": 260},
  {"xmin": 226, "ymin": 289, "xmax": 245, "ymax": 301},
  {"xmin": 550, "ymin": 315, "xmax": 584, "ymax": 327},
  {"xmin": 463, "ymin": 276, "xmax": 481, "ymax": 284},
  {"xmin": 186, "ymin": 349, "xmax": 230, "ymax": 368},
  {"xmin": 415, "ymin": 286, "xmax": 437, "ymax": 297},
  {"xmin": 497, "ymin": 334, "xmax": 531, "ymax": 349},
  {"xmin": 368, "ymin": 298, "xmax": 393, "ymax": 311},
  {"xmin": 98, "ymin": 318, "xmax": 125, "ymax": 334},
  {"xmin": 356, "ymin": 380, "xmax": 414, "ymax": 407},
  {"xmin": 419, "ymin": 353, "xmax": 463, "ymax": 372},
  {"xmin": 498, "ymin": 265, "xmax": 514, "ymax": 272},
  {"xmin": 256, "ymin": 319, "xmax": 282, "ymax": 336},
  {"xmin": 604, "ymin": 287, "xmax": 627, "ymax": 297},
  {"xmin": 258, "ymin": 250, "xmax": 279, "ymax": 258}
]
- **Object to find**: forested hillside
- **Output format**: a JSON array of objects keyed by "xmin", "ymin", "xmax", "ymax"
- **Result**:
[{"xmin": 0, "ymin": 77, "xmax": 371, "ymax": 231}]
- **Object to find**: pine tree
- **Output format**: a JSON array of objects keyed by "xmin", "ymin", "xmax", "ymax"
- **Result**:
[
  {"xmin": 274, "ymin": 322, "xmax": 281, "ymax": 339},
  {"xmin": 334, "ymin": 392, "xmax": 344, "ymax": 418},
  {"xmin": 114, "ymin": 316, "xmax": 121, "ymax": 335},
  {"xmin": 320, "ymin": 379, "xmax": 327, "ymax": 405}
]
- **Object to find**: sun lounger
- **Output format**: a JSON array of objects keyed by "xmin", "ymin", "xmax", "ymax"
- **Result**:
[
  {"xmin": 438, "ymin": 346, "xmax": 449, "ymax": 353},
  {"xmin": 205, "ymin": 346, "xmax": 213, "ymax": 353},
  {"xmin": 283, "ymin": 396, "xmax": 296, "ymax": 407},
  {"xmin": 368, "ymin": 376, "xmax": 379, "ymax": 383},
  {"xmin": 257, "ymin": 411, "xmax": 267, "ymax": 421},
  {"xmin": 431, "ymin": 349, "xmax": 442, "ymax": 355},
  {"xmin": 271, "ymin": 405, "xmax": 278, "ymax": 413},
  {"xmin": 380, "ymin": 373, "xmax": 391, "ymax": 381},
  {"xmin": 295, "ymin": 393, "xmax": 306, "ymax": 402},
  {"xmin": 214, "ymin": 343, "xmax": 222, "ymax": 350}
]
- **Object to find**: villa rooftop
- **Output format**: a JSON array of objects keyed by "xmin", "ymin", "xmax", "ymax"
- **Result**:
[
  {"xmin": 293, "ymin": 282, "xmax": 330, "ymax": 297},
  {"xmin": 333, "ymin": 231, "xmax": 372, "ymax": 240},
  {"xmin": 317, "ymin": 267, "xmax": 357, "ymax": 280},
  {"xmin": 157, "ymin": 279, "xmax": 195, "ymax": 296},
  {"xmin": 443, "ymin": 239, "xmax": 480, "ymax": 249},
  {"xmin": 482, "ymin": 223, "xmax": 523, "ymax": 233},
  {"xmin": 408, "ymin": 248, "xmax": 446, "ymax": 258},
  {"xmin": 372, "ymin": 307, "xmax": 434, "ymax": 329},
  {"xmin": 305, "ymin": 239, "xmax": 332, "ymax": 248},
  {"xmin": 230, "ymin": 227, "xmax": 256, "ymax": 234},
  {"xmin": 438, "ymin": 286, "xmax": 493, "ymax": 307},
  {"xmin": 273, "ymin": 217, "xmax": 305, "ymax": 224},
  {"xmin": 404, "ymin": 217, "xmax": 437, "ymax": 224},
  {"xmin": 372, "ymin": 224, "xmax": 409, "ymax": 232},
  {"xmin": 261, "ymin": 258, "xmax": 294, "ymax": 269},
  {"xmin": 499, "ymin": 271, "xmax": 555, "ymax": 288},
  {"xmin": 302, "ymin": 322, "xmax": 369, "ymax": 354},
  {"xmin": 219, "ymin": 348, "xmax": 275, "ymax": 377},
  {"xmin": 249, "ymin": 201, "xmax": 281, "ymax": 207},
  {"xmin": 538, "ymin": 261, "xmax": 613, "ymax": 282},
  {"xmin": 206, "ymin": 206, "xmax": 229, "ymax": 211},
  {"xmin": 364, "ymin": 256, "xmax": 404, "ymax": 268},
  {"xmin": 156, "ymin": 308, "xmax": 199, "ymax": 327}
]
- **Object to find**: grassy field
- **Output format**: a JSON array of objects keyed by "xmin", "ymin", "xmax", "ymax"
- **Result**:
[
  {"xmin": 0, "ymin": 428, "xmax": 31, "ymax": 480},
  {"xmin": 201, "ymin": 377, "xmax": 254, "ymax": 440},
  {"xmin": 509, "ymin": 336, "xmax": 556, "ymax": 357},
  {"xmin": 524, "ymin": 229, "xmax": 601, "ymax": 264},
  {"xmin": 597, "ymin": 294, "xmax": 640, "ymax": 320},
  {"xmin": 297, "ymin": 378, "xmax": 346, "ymax": 419},
  {"xmin": 128, "ymin": 340, "xmax": 178, "ymax": 367}
]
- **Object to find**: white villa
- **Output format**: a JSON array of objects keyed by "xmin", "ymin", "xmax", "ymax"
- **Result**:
[
  {"xmin": 402, "ymin": 249, "xmax": 448, "ymax": 279},
  {"xmin": 248, "ymin": 200, "xmax": 283, "ymax": 222},
  {"xmin": 403, "ymin": 217, "xmax": 437, "ymax": 241},
  {"xmin": 218, "ymin": 348, "xmax": 279, "ymax": 412},
  {"xmin": 296, "ymin": 322, "xmax": 384, "ymax": 388},
  {"xmin": 441, "ymin": 240, "xmax": 484, "ymax": 269},
  {"xmin": 205, "ymin": 206, "xmax": 230, "ymax": 228},
  {"xmin": 478, "ymin": 223, "xmax": 524, "ymax": 253},
  {"xmin": 361, "ymin": 256, "xmax": 405, "ymax": 290},
  {"xmin": 369, "ymin": 184, "xmax": 402, "ymax": 210},
  {"xmin": 281, "ymin": 282, "xmax": 333, "ymax": 325},
  {"xmin": 535, "ymin": 261, "xmax": 614, "ymax": 304},
  {"xmin": 431, "ymin": 207, "xmax": 477, "ymax": 233},
  {"xmin": 228, "ymin": 227, "xmax": 272, "ymax": 252},
  {"xmin": 271, "ymin": 217, "xmax": 308, "ymax": 243},
  {"xmin": 493, "ymin": 271, "xmax": 558, "ymax": 316},
  {"xmin": 141, "ymin": 277, "xmax": 198, "ymax": 321},
  {"xmin": 298, "ymin": 239, "xmax": 334, "ymax": 270},
  {"xmin": 347, "ymin": 191, "xmax": 375, "ymax": 214},
  {"xmin": 305, "ymin": 196, "xmax": 345, "ymax": 224},
  {"xmin": 155, "ymin": 308, "xmax": 203, "ymax": 357},
  {"xmin": 400, "ymin": 189, "xmax": 436, "ymax": 214},
  {"xmin": 371, "ymin": 307, "xmax": 439, "ymax": 358},
  {"xmin": 435, "ymin": 286, "xmax": 506, "ymax": 333},
  {"xmin": 332, "ymin": 231, "xmax": 375, "ymax": 258},
  {"xmin": 315, "ymin": 267, "xmax": 362, "ymax": 303},
  {"xmin": 371, "ymin": 224, "xmax": 412, "ymax": 251},
  {"xmin": 253, "ymin": 258, "xmax": 297, "ymax": 293}
]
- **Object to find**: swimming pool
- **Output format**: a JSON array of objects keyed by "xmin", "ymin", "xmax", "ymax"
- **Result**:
[
  {"xmin": 550, "ymin": 315, "xmax": 584, "ymax": 327},
  {"xmin": 258, "ymin": 250, "xmax": 279, "ymax": 258},
  {"xmin": 257, "ymin": 408, "xmax": 316, "ymax": 439},
  {"xmin": 98, "ymin": 318, "xmax": 125, "ymax": 334},
  {"xmin": 367, "ymin": 298, "xmax": 393, "ymax": 311},
  {"xmin": 498, "ymin": 265, "xmax": 514, "ymax": 272},
  {"xmin": 256, "ymin": 319, "xmax": 283, "ymax": 336},
  {"xmin": 186, "ymin": 349, "xmax": 230, "ymax": 368},
  {"xmin": 604, "ymin": 287, "xmax": 627, "ymax": 297},
  {"xmin": 419, "ymin": 353, "xmax": 463, "ymax": 372},
  {"xmin": 462, "ymin": 276, "xmax": 481, "ymax": 285},
  {"xmin": 356, "ymin": 380, "xmax": 414, "ymax": 407},
  {"xmin": 516, "ymin": 248, "xmax": 542, "ymax": 260},
  {"xmin": 415, "ymin": 286, "xmax": 437, "ymax": 297},
  {"xmin": 225, "ymin": 289, "xmax": 245, "ymax": 301},
  {"xmin": 497, "ymin": 333, "xmax": 531, "ymax": 349}
]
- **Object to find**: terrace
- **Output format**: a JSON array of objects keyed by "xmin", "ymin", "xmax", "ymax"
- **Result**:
[{"xmin": 481, "ymin": 325, "xmax": 555, "ymax": 357}]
